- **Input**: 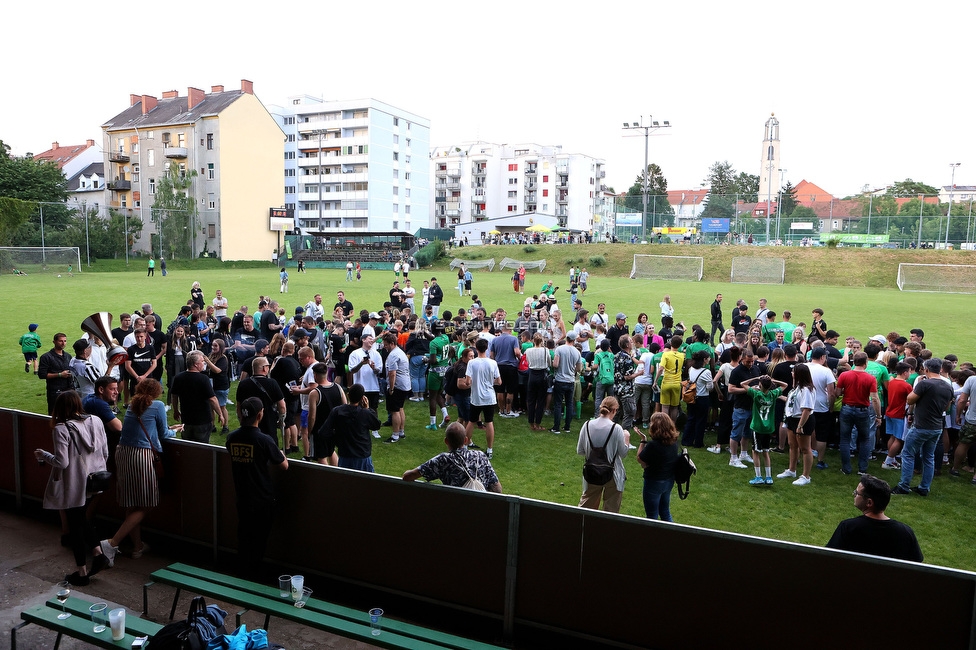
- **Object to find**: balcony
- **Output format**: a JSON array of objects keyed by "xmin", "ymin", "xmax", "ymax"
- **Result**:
[
  {"xmin": 526, "ymin": 167, "xmax": 538, "ymax": 175},
  {"xmin": 108, "ymin": 179, "xmax": 131, "ymax": 191},
  {"xmin": 164, "ymin": 147, "xmax": 188, "ymax": 159},
  {"xmin": 472, "ymin": 166, "xmax": 486, "ymax": 176},
  {"xmin": 446, "ymin": 182, "xmax": 461, "ymax": 190},
  {"xmin": 525, "ymin": 182, "xmax": 536, "ymax": 190},
  {"xmin": 557, "ymin": 195, "xmax": 568, "ymax": 203},
  {"xmin": 446, "ymin": 168, "xmax": 462, "ymax": 178},
  {"xmin": 446, "ymin": 209, "xmax": 460, "ymax": 217},
  {"xmin": 109, "ymin": 151, "xmax": 129, "ymax": 163},
  {"xmin": 435, "ymin": 196, "xmax": 447, "ymax": 203}
]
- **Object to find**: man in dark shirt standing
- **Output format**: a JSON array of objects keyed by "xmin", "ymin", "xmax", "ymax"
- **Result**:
[
  {"xmin": 606, "ymin": 313, "xmax": 629, "ymax": 353},
  {"xmin": 709, "ymin": 293, "xmax": 723, "ymax": 346},
  {"xmin": 334, "ymin": 290, "xmax": 354, "ymax": 318},
  {"xmin": 236, "ymin": 356, "xmax": 286, "ymax": 447},
  {"xmin": 894, "ymin": 358, "xmax": 955, "ymax": 496},
  {"xmin": 38, "ymin": 332, "xmax": 74, "ymax": 414},
  {"xmin": 319, "ymin": 383, "xmax": 381, "ymax": 472},
  {"xmin": 827, "ymin": 474, "xmax": 922, "ymax": 562},
  {"xmin": 226, "ymin": 397, "xmax": 288, "ymax": 577},
  {"xmin": 171, "ymin": 351, "xmax": 226, "ymax": 443},
  {"xmin": 732, "ymin": 304, "xmax": 752, "ymax": 335},
  {"xmin": 727, "ymin": 348, "xmax": 761, "ymax": 468}
]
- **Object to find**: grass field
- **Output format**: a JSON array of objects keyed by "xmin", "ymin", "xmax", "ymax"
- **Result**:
[{"xmin": 3, "ymin": 246, "xmax": 976, "ymax": 571}]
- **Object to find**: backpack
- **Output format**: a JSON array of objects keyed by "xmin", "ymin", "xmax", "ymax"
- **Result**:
[
  {"xmin": 681, "ymin": 379, "xmax": 697, "ymax": 404},
  {"xmin": 674, "ymin": 447, "xmax": 697, "ymax": 500},
  {"xmin": 444, "ymin": 363, "xmax": 459, "ymax": 396},
  {"xmin": 451, "ymin": 452, "xmax": 486, "ymax": 491},
  {"xmin": 582, "ymin": 421, "xmax": 617, "ymax": 485},
  {"xmin": 596, "ymin": 352, "xmax": 615, "ymax": 386},
  {"xmin": 151, "ymin": 596, "xmax": 227, "ymax": 650}
]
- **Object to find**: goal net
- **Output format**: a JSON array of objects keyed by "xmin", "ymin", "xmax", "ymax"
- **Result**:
[
  {"xmin": 896, "ymin": 263, "xmax": 976, "ymax": 293},
  {"xmin": 0, "ymin": 247, "xmax": 81, "ymax": 275},
  {"xmin": 499, "ymin": 257, "xmax": 547, "ymax": 272},
  {"xmin": 630, "ymin": 255, "xmax": 702, "ymax": 281},
  {"xmin": 450, "ymin": 257, "xmax": 495, "ymax": 272},
  {"xmin": 731, "ymin": 257, "xmax": 785, "ymax": 284}
]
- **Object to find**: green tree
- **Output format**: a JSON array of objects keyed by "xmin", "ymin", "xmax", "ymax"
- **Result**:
[
  {"xmin": 734, "ymin": 172, "xmax": 760, "ymax": 202},
  {"xmin": 0, "ymin": 141, "xmax": 70, "ymax": 244},
  {"xmin": 885, "ymin": 178, "xmax": 938, "ymax": 197},
  {"xmin": 151, "ymin": 165, "xmax": 198, "ymax": 259},
  {"xmin": 779, "ymin": 181, "xmax": 799, "ymax": 217},
  {"xmin": 624, "ymin": 163, "xmax": 674, "ymax": 227},
  {"xmin": 0, "ymin": 196, "xmax": 34, "ymax": 246}
]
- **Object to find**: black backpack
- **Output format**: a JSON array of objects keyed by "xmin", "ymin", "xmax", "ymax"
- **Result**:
[
  {"xmin": 674, "ymin": 447, "xmax": 697, "ymax": 500},
  {"xmin": 582, "ymin": 421, "xmax": 617, "ymax": 485},
  {"xmin": 151, "ymin": 596, "xmax": 227, "ymax": 650},
  {"xmin": 444, "ymin": 362, "xmax": 459, "ymax": 396}
]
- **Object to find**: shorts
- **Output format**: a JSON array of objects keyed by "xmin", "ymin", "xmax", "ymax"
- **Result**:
[
  {"xmin": 24, "ymin": 351, "xmax": 38, "ymax": 362},
  {"xmin": 454, "ymin": 394, "xmax": 471, "ymax": 422},
  {"xmin": 365, "ymin": 391, "xmax": 380, "ymax": 412},
  {"xmin": 387, "ymin": 387, "xmax": 409, "ymax": 411},
  {"xmin": 214, "ymin": 389, "xmax": 229, "ymax": 407},
  {"xmin": 301, "ymin": 409, "xmax": 309, "ymax": 429},
  {"xmin": 885, "ymin": 416, "xmax": 906, "ymax": 441},
  {"xmin": 470, "ymin": 403, "xmax": 495, "ymax": 423},
  {"xmin": 498, "ymin": 365, "xmax": 518, "ymax": 394},
  {"xmin": 785, "ymin": 416, "xmax": 814, "ymax": 436},
  {"xmin": 814, "ymin": 411, "xmax": 834, "ymax": 443},
  {"xmin": 752, "ymin": 432, "xmax": 773, "ymax": 452},
  {"xmin": 427, "ymin": 370, "xmax": 445, "ymax": 392},
  {"xmin": 958, "ymin": 421, "xmax": 976, "ymax": 445},
  {"xmin": 660, "ymin": 383, "xmax": 681, "ymax": 407},
  {"xmin": 731, "ymin": 407, "xmax": 752, "ymax": 442}
]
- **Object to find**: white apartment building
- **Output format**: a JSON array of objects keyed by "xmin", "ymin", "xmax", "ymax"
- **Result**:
[
  {"xmin": 428, "ymin": 142, "xmax": 605, "ymax": 233},
  {"xmin": 268, "ymin": 96, "xmax": 430, "ymax": 234}
]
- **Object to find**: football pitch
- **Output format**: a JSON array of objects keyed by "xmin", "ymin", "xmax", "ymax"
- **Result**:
[{"xmin": 3, "ymin": 263, "xmax": 975, "ymax": 570}]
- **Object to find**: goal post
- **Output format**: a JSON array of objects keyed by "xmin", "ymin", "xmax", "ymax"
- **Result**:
[
  {"xmin": 896, "ymin": 263, "xmax": 976, "ymax": 293},
  {"xmin": 450, "ymin": 257, "xmax": 495, "ymax": 272},
  {"xmin": 630, "ymin": 254, "xmax": 702, "ymax": 281},
  {"xmin": 0, "ymin": 247, "xmax": 81, "ymax": 275},
  {"xmin": 499, "ymin": 257, "xmax": 547, "ymax": 272},
  {"xmin": 731, "ymin": 257, "xmax": 786, "ymax": 284}
]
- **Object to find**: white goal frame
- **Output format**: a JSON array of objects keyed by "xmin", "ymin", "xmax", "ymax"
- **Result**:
[
  {"xmin": 731, "ymin": 257, "xmax": 785, "ymax": 284},
  {"xmin": 450, "ymin": 257, "xmax": 495, "ymax": 272},
  {"xmin": 896, "ymin": 263, "xmax": 976, "ymax": 293},
  {"xmin": 630, "ymin": 254, "xmax": 702, "ymax": 281},
  {"xmin": 499, "ymin": 257, "xmax": 547, "ymax": 272},
  {"xmin": 0, "ymin": 246, "xmax": 82, "ymax": 274}
]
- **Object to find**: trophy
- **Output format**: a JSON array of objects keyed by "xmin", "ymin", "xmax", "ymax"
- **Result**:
[{"xmin": 81, "ymin": 312, "xmax": 128, "ymax": 363}]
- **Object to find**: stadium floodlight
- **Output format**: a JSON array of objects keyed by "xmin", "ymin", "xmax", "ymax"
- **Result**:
[{"xmin": 622, "ymin": 116, "xmax": 672, "ymax": 242}]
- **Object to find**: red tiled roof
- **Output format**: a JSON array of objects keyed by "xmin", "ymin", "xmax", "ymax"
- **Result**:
[
  {"xmin": 793, "ymin": 179, "xmax": 834, "ymax": 206},
  {"xmin": 32, "ymin": 141, "xmax": 95, "ymax": 169}
]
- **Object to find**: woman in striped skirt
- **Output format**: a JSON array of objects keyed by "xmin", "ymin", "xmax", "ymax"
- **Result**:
[{"xmin": 94, "ymin": 379, "xmax": 173, "ymax": 570}]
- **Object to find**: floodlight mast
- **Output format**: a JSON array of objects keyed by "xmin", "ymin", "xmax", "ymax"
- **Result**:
[{"xmin": 622, "ymin": 116, "xmax": 672, "ymax": 242}]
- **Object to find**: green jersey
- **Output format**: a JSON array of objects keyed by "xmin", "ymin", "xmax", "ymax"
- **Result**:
[
  {"xmin": 19, "ymin": 331, "xmax": 41, "ymax": 354},
  {"xmin": 685, "ymin": 341, "xmax": 714, "ymax": 362},
  {"xmin": 429, "ymin": 334, "xmax": 453, "ymax": 369},
  {"xmin": 761, "ymin": 322, "xmax": 783, "ymax": 344},
  {"xmin": 747, "ymin": 387, "xmax": 783, "ymax": 435}
]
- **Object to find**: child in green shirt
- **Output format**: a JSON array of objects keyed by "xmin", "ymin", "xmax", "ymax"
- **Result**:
[
  {"xmin": 19, "ymin": 323, "xmax": 42, "ymax": 374},
  {"xmin": 741, "ymin": 374, "xmax": 787, "ymax": 485}
]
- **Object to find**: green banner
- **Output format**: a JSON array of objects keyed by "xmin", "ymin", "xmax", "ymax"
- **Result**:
[{"xmin": 818, "ymin": 233, "xmax": 889, "ymax": 243}]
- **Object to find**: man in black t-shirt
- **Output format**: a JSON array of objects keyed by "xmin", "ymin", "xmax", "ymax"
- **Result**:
[
  {"xmin": 171, "ymin": 351, "xmax": 225, "ymax": 443},
  {"xmin": 334, "ymin": 290, "xmax": 354, "ymax": 318},
  {"xmin": 226, "ymin": 397, "xmax": 288, "ymax": 575},
  {"xmin": 732, "ymin": 304, "xmax": 752, "ymax": 335},
  {"xmin": 727, "ymin": 348, "xmax": 761, "ymax": 468},
  {"xmin": 895, "ymin": 358, "xmax": 955, "ymax": 496},
  {"xmin": 124, "ymin": 329, "xmax": 156, "ymax": 397},
  {"xmin": 827, "ymin": 474, "xmax": 922, "ymax": 562},
  {"xmin": 236, "ymin": 356, "xmax": 286, "ymax": 447}
]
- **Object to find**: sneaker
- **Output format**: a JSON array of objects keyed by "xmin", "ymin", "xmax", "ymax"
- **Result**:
[
  {"xmin": 628, "ymin": 444, "xmax": 637, "ymax": 450},
  {"xmin": 442, "ymin": 416, "xmax": 451, "ymax": 425},
  {"xmin": 812, "ymin": 449, "xmax": 818, "ymax": 458},
  {"xmin": 131, "ymin": 542, "xmax": 150, "ymax": 559},
  {"xmin": 792, "ymin": 475, "xmax": 811, "ymax": 486},
  {"xmin": 468, "ymin": 442, "xmax": 481, "ymax": 449},
  {"xmin": 371, "ymin": 431, "xmax": 381, "ymax": 439},
  {"xmin": 486, "ymin": 449, "xmax": 493, "ymax": 460},
  {"xmin": 729, "ymin": 458, "xmax": 747, "ymax": 469},
  {"xmin": 225, "ymin": 399, "xmax": 233, "ymax": 406},
  {"xmin": 776, "ymin": 469, "xmax": 796, "ymax": 479},
  {"xmin": 706, "ymin": 445, "xmax": 722, "ymax": 454},
  {"xmin": 857, "ymin": 471, "xmax": 868, "ymax": 477},
  {"xmin": 881, "ymin": 460, "xmax": 900, "ymax": 470},
  {"xmin": 221, "ymin": 426, "xmax": 229, "ymax": 434},
  {"xmin": 563, "ymin": 430, "xmax": 571, "ymax": 435},
  {"xmin": 98, "ymin": 539, "xmax": 118, "ymax": 568},
  {"xmin": 25, "ymin": 363, "xmax": 30, "ymax": 373},
  {"xmin": 739, "ymin": 453, "xmax": 754, "ymax": 464},
  {"xmin": 816, "ymin": 461, "xmax": 829, "ymax": 470},
  {"xmin": 425, "ymin": 424, "xmax": 439, "ymax": 430},
  {"xmin": 549, "ymin": 428, "xmax": 562, "ymax": 434},
  {"xmin": 892, "ymin": 485, "xmax": 911, "ymax": 495},
  {"xmin": 764, "ymin": 476, "xmax": 774, "ymax": 485},
  {"xmin": 771, "ymin": 447, "xmax": 786, "ymax": 454},
  {"xmin": 949, "ymin": 468, "xmax": 961, "ymax": 477},
  {"xmin": 943, "ymin": 453, "xmax": 950, "ymax": 464},
  {"xmin": 911, "ymin": 486, "xmax": 929, "ymax": 497},
  {"xmin": 383, "ymin": 436, "xmax": 400, "ymax": 444},
  {"xmin": 841, "ymin": 469, "xmax": 852, "ymax": 475},
  {"xmin": 749, "ymin": 476, "xmax": 765, "ymax": 485}
]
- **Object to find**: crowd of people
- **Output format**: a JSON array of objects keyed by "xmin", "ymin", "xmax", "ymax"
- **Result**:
[{"xmin": 28, "ymin": 272, "xmax": 974, "ymax": 579}]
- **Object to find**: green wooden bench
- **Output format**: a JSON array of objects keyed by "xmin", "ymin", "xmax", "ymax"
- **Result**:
[
  {"xmin": 12, "ymin": 596, "xmax": 161, "ymax": 650},
  {"xmin": 146, "ymin": 563, "xmax": 506, "ymax": 650}
]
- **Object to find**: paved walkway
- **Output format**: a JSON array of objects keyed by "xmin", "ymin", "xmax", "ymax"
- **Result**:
[{"xmin": 0, "ymin": 509, "xmax": 373, "ymax": 649}]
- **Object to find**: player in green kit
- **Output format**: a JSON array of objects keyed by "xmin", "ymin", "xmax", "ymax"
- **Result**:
[
  {"xmin": 426, "ymin": 323, "xmax": 455, "ymax": 429},
  {"xmin": 741, "ymin": 375, "xmax": 788, "ymax": 485}
]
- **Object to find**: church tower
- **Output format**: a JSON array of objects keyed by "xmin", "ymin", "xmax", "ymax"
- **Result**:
[{"xmin": 758, "ymin": 113, "xmax": 780, "ymax": 205}]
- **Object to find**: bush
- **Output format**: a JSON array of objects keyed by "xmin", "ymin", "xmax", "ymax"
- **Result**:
[
  {"xmin": 414, "ymin": 240, "xmax": 445, "ymax": 267},
  {"xmin": 825, "ymin": 238, "xmax": 841, "ymax": 249},
  {"xmin": 588, "ymin": 255, "xmax": 606, "ymax": 267},
  {"xmin": 523, "ymin": 245, "xmax": 537, "ymax": 253},
  {"xmin": 564, "ymin": 257, "xmax": 582, "ymax": 266}
]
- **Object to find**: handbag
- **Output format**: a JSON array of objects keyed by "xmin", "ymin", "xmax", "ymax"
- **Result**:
[
  {"xmin": 67, "ymin": 420, "xmax": 113, "ymax": 494},
  {"xmin": 674, "ymin": 447, "xmax": 697, "ymax": 500},
  {"xmin": 138, "ymin": 418, "xmax": 165, "ymax": 480},
  {"xmin": 152, "ymin": 596, "xmax": 227, "ymax": 650}
]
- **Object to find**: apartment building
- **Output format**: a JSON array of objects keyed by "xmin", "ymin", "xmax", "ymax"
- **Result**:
[
  {"xmin": 428, "ymin": 142, "xmax": 606, "ymax": 233},
  {"xmin": 31, "ymin": 140, "xmax": 105, "ymax": 209},
  {"xmin": 267, "ymin": 96, "xmax": 430, "ymax": 234},
  {"xmin": 101, "ymin": 80, "xmax": 283, "ymax": 261}
]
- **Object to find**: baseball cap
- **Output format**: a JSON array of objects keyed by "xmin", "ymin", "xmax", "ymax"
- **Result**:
[
  {"xmin": 72, "ymin": 339, "xmax": 91, "ymax": 354},
  {"xmin": 239, "ymin": 397, "xmax": 264, "ymax": 420},
  {"xmin": 616, "ymin": 312, "xmax": 627, "ymax": 320},
  {"xmin": 369, "ymin": 312, "xmax": 380, "ymax": 320},
  {"xmin": 295, "ymin": 306, "xmax": 304, "ymax": 314},
  {"xmin": 29, "ymin": 323, "xmax": 38, "ymax": 331},
  {"xmin": 870, "ymin": 334, "xmax": 887, "ymax": 345},
  {"xmin": 566, "ymin": 330, "xmax": 578, "ymax": 341},
  {"xmin": 254, "ymin": 338, "xmax": 269, "ymax": 352},
  {"xmin": 810, "ymin": 348, "xmax": 827, "ymax": 360},
  {"xmin": 291, "ymin": 328, "xmax": 310, "ymax": 338}
]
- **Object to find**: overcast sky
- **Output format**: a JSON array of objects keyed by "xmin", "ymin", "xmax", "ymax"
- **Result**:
[{"xmin": 4, "ymin": 1, "xmax": 972, "ymax": 199}]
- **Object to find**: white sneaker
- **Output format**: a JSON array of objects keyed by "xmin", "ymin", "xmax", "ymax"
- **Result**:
[
  {"xmin": 739, "ymin": 452, "xmax": 754, "ymax": 464},
  {"xmin": 706, "ymin": 444, "xmax": 722, "ymax": 454},
  {"xmin": 371, "ymin": 431, "xmax": 381, "ymax": 439},
  {"xmin": 792, "ymin": 475, "xmax": 811, "ymax": 486},
  {"xmin": 729, "ymin": 458, "xmax": 747, "ymax": 469},
  {"xmin": 777, "ymin": 469, "xmax": 797, "ymax": 479}
]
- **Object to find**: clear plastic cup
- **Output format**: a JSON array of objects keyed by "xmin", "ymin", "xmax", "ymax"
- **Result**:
[
  {"xmin": 294, "ymin": 587, "xmax": 312, "ymax": 608},
  {"xmin": 369, "ymin": 608, "xmax": 384, "ymax": 635},
  {"xmin": 278, "ymin": 575, "xmax": 292, "ymax": 598},
  {"xmin": 89, "ymin": 603, "xmax": 108, "ymax": 633}
]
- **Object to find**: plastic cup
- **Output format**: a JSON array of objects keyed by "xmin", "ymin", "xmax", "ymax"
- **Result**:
[
  {"xmin": 109, "ymin": 608, "xmax": 126, "ymax": 641},
  {"xmin": 90, "ymin": 603, "xmax": 108, "ymax": 633},
  {"xmin": 278, "ymin": 575, "xmax": 292, "ymax": 598},
  {"xmin": 294, "ymin": 587, "xmax": 312, "ymax": 608},
  {"xmin": 369, "ymin": 608, "xmax": 384, "ymax": 636},
  {"xmin": 290, "ymin": 575, "xmax": 304, "ymax": 601}
]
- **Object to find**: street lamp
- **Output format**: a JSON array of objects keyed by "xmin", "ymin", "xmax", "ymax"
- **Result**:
[
  {"xmin": 946, "ymin": 162, "xmax": 961, "ymax": 248},
  {"xmin": 622, "ymin": 116, "xmax": 671, "ymax": 242},
  {"xmin": 776, "ymin": 168, "xmax": 786, "ymax": 243}
]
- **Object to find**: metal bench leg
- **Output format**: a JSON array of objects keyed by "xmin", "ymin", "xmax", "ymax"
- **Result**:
[
  {"xmin": 143, "ymin": 581, "xmax": 155, "ymax": 618},
  {"xmin": 53, "ymin": 631, "xmax": 63, "ymax": 650},
  {"xmin": 236, "ymin": 609, "xmax": 248, "ymax": 629},
  {"xmin": 169, "ymin": 587, "xmax": 182, "ymax": 621},
  {"xmin": 264, "ymin": 613, "xmax": 271, "ymax": 631},
  {"xmin": 11, "ymin": 620, "xmax": 31, "ymax": 650}
]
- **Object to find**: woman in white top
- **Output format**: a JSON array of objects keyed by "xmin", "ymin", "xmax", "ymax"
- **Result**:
[
  {"xmin": 778, "ymin": 363, "xmax": 816, "ymax": 485},
  {"xmin": 536, "ymin": 309, "xmax": 554, "ymax": 341},
  {"xmin": 715, "ymin": 329, "xmax": 736, "ymax": 358},
  {"xmin": 682, "ymin": 350, "xmax": 714, "ymax": 448},
  {"xmin": 525, "ymin": 333, "xmax": 552, "ymax": 430},
  {"xmin": 576, "ymin": 396, "xmax": 630, "ymax": 513},
  {"xmin": 659, "ymin": 295, "xmax": 674, "ymax": 322}
]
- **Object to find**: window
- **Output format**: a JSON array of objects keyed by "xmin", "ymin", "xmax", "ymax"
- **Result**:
[
  {"xmin": 508, "ymin": 205, "xmax": 516, "ymax": 212},
  {"xmin": 393, "ymin": 187, "xmax": 399, "ymax": 196},
  {"xmin": 543, "ymin": 189, "xmax": 549, "ymax": 197},
  {"xmin": 393, "ymin": 220, "xmax": 398, "ymax": 229},
  {"xmin": 405, "ymin": 155, "xmax": 410, "ymax": 163},
  {"xmin": 178, "ymin": 163, "xmax": 187, "ymax": 178},
  {"xmin": 405, "ymin": 188, "xmax": 410, "ymax": 197},
  {"xmin": 145, "ymin": 131, "xmax": 154, "ymax": 140},
  {"xmin": 208, "ymin": 163, "xmax": 215, "ymax": 180},
  {"xmin": 287, "ymin": 134, "xmax": 295, "ymax": 142},
  {"xmin": 508, "ymin": 178, "xmax": 518, "ymax": 185},
  {"xmin": 508, "ymin": 190, "xmax": 518, "ymax": 198},
  {"xmin": 134, "ymin": 199, "xmax": 140, "ymax": 208},
  {"xmin": 285, "ymin": 151, "xmax": 295, "ymax": 159},
  {"xmin": 286, "ymin": 186, "xmax": 296, "ymax": 193},
  {"xmin": 121, "ymin": 196, "xmax": 127, "ymax": 207},
  {"xmin": 148, "ymin": 150, "xmax": 155, "ymax": 167},
  {"xmin": 407, "ymin": 122, "xmax": 411, "ymax": 130},
  {"xmin": 177, "ymin": 133, "xmax": 186, "ymax": 147},
  {"xmin": 393, "ymin": 169, "xmax": 398, "ymax": 179},
  {"xmin": 508, "ymin": 163, "xmax": 518, "ymax": 172},
  {"xmin": 404, "ymin": 172, "xmax": 410, "ymax": 180},
  {"xmin": 148, "ymin": 178, "xmax": 156, "ymax": 194},
  {"xmin": 393, "ymin": 152, "xmax": 399, "ymax": 161},
  {"xmin": 543, "ymin": 175, "xmax": 548, "ymax": 183},
  {"xmin": 284, "ymin": 169, "xmax": 295, "ymax": 177},
  {"xmin": 542, "ymin": 203, "xmax": 548, "ymax": 211},
  {"xmin": 284, "ymin": 117, "xmax": 295, "ymax": 125},
  {"xmin": 393, "ymin": 117, "xmax": 399, "ymax": 126},
  {"xmin": 393, "ymin": 204, "xmax": 399, "ymax": 213},
  {"xmin": 208, "ymin": 224, "xmax": 216, "ymax": 238},
  {"xmin": 208, "ymin": 194, "xmax": 215, "ymax": 210},
  {"xmin": 393, "ymin": 135, "xmax": 399, "ymax": 144},
  {"xmin": 132, "ymin": 141, "xmax": 139, "ymax": 154},
  {"xmin": 132, "ymin": 164, "xmax": 140, "ymax": 182},
  {"xmin": 405, "ymin": 205, "xmax": 410, "ymax": 214}
]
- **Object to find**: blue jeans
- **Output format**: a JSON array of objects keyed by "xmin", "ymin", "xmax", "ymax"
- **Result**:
[
  {"xmin": 409, "ymin": 355, "xmax": 427, "ymax": 394},
  {"xmin": 552, "ymin": 380, "xmax": 575, "ymax": 431},
  {"xmin": 337, "ymin": 456, "xmax": 374, "ymax": 473},
  {"xmin": 898, "ymin": 427, "xmax": 941, "ymax": 492},
  {"xmin": 839, "ymin": 405, "xmax": 874, "ymax": 473},
  {"xmin": 731, "ymin": 407, "xmax": 752, "ymax": 442},
  {"xmin": 643, "ymin": 479, "xmax": 674, "ymax": 521}
]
